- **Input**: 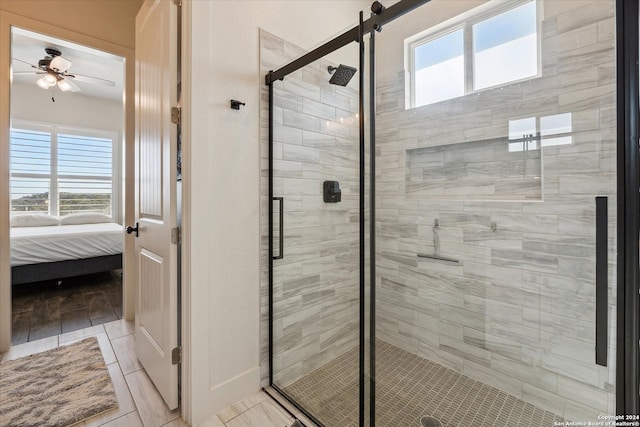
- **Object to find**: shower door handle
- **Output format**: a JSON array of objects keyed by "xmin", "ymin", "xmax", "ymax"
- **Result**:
[
  {"xmin": 273, "ymin": 197, "xmax": 284, "ymax": 260},
  {"xmin": 595, "ymin": 196, "xmax": 607, "ymax": 366}
]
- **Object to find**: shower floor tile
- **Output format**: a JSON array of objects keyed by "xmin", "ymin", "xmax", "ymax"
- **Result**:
[{"xmin": 283, "ymin": 340, "xmax": 565, "ymax": 427}]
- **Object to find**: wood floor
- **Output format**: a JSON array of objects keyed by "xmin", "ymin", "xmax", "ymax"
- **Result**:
[{"xmin": 12, "ymin": 270, "xmax": 123, "ymax": 345}]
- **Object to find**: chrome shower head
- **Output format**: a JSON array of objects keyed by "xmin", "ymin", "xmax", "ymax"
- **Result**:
[{"xmin": 328, "ymin": 64, "xmax": 357, "ymax": 86}]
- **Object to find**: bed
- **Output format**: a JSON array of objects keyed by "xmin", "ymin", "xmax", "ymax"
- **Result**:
[{"xmin": 10, "ymin": 214, "xmax": 124, "ymax": 285}]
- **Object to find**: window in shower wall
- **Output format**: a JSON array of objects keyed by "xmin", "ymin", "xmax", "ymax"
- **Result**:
[
  {"xmin": 413, "ymin": 29, "xmax": 465, "ymax": 106},
  {"xmin": 409, "ymin": 0, "xmax": 539, "ymax": 108}
]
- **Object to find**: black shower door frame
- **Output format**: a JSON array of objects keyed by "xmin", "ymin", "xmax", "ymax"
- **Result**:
[
  {"xmin": 266, "ymin": 0, "xmax": 640, "ymax": 423},
  {"xmin": 266, "ymin": 2, "xmax": 431, "ymax": 426},
  {"xmin": 615, "ymin": 0, "xmax": 639, "ymax": 417}
]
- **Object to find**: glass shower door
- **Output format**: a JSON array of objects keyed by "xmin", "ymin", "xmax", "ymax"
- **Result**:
[
  {"xmin": 269, "ymin": 41, "xmax": 362, "ymax": 426},
  {"xmin": 370, "ymin": 0, "xmax": 618, "ymax": 424}
]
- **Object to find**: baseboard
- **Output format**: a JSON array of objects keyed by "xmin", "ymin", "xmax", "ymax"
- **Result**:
[{"xmin": 192, "ymin": 366, "xmax": 261, "ymax": 423}]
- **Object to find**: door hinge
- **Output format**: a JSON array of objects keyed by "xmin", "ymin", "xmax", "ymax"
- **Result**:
[
  {"xmin": 171, "ymin": 227, "xmax": 181, "ymax": 244},
  {"xmin": 171, "ymin": 106, "xmax": 181, "ymax": 125},
  {"xmin": 172, "ymin": 0, "xmax": 182, "ymax": 7},
  {"xmin": 171, "ymin": 346, "xmax": 181, "ymax": 365}
]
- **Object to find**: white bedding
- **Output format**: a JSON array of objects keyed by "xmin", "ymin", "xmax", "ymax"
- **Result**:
[{"xmin": 11, "ymin": 223, "xmax": 123, "ymax": 267}]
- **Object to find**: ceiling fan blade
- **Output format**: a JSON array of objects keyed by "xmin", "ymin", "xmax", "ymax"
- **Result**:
[
  {"xmin": 12, "ymin": 58, "xmax": 40, "ymax": 69},
  {"xmin": 67, "ymin": 73, "xmax": 116, "ymax": 87},
  {"xmin": 58, "ymin": 77, "xmax": 81, "ymax": 92},
  {"xmin": 12, "ymin": 71, "xmax": 45, "ymax": 75},
  {"xmin": 50, "ymin": 55, "xmax": 72, "ymax": 72}
]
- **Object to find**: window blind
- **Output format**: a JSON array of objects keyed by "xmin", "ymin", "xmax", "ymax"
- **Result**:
[
  {"xmin": 10, "ymin": 125, "xmax": 116, "ymax": 217},
  {"xmin": 57, "ymin": 133, "xmax": 113, "ymax": 215},
  {"xmin": 9, "ymin": 129, "xmax": 51, "ymax": 213}
]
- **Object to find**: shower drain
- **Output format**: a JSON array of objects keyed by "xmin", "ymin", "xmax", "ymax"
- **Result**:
[{"xmin": 420, "ymin": 416, "xmax": 443, "ymax": 427}]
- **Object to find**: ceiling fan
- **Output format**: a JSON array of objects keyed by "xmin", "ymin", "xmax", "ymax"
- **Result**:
[{"xmin": 13, "ymin": 48, "xmax": 116, "ymax": 93}]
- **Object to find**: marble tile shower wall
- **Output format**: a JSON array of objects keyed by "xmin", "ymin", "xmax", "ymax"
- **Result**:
[
  {"xmin": 259, "ymin": 30, "xmax": 361, "ymax": 387},
  {"xmin": 374, "ymin": 0, "xmax": 616, "ymax": 420},
  {"xmin": 407, "ymin": 138, "xmax": 543, "ymax": 200}
]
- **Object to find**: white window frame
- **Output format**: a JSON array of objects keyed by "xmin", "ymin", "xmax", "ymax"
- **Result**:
[
  {"xmin": 10, "ymin": 119, "xmax": 121, "ymax": 222},
  {"xmin": 405, "ymin": 0, "xmax": 542, "ymax": 109}
]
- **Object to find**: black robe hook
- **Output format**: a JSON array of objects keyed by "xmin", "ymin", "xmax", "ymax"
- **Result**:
[{"xmin": 230, "ymin": 99, "xmax": 245, "ymax": 110}]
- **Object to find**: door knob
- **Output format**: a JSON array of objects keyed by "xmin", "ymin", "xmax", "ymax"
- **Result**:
[{"xmin": 126, "ymin": 222, "xmax": 139, "ymax": 237}]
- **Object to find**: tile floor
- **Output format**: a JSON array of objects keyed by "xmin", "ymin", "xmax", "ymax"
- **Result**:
[
  {"xmin": 283, "ymin": 340, "xmax": 566, "ymax": 427},
  {"xmin": 0, "ymin": 326, "xmax": 571, "ymax": 427},
  {"xmin": 0, "ymin": 321, "xmax": 571, "ymax": 427},
  {"xmin": 0, "ymin": 320, "xmax": 301, "ymax": 427},
  {"xmin": 12, "ymin": 271, "xmax": 123, "ymax": 345}
]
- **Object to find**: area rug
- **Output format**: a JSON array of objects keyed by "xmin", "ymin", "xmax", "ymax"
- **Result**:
[{"xmin": 0, "ymin": 337, "xmax": 118, "ymax": 427}]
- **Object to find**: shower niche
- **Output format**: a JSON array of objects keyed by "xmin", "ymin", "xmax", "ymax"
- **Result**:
[{"xmin": 406, "ymin": 136, "xmax": 542, "ymax": 201}]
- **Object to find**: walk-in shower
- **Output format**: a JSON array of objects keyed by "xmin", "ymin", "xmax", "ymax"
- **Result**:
[{"xmin": 262, "ymin": 0, "xmax": 639, "ymax": 425}]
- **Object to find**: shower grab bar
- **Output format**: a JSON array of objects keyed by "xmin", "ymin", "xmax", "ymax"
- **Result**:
[
  {"xmin": 417, "ymin": 254, "xmax": 460, "ymax": 264},
  {"xmin": 273, "ymin": 197, "xmax": 284, "ymax": 260},
  {"xmin": 595, "ymin": 196, "xmax": 608, "ymax": 367}
]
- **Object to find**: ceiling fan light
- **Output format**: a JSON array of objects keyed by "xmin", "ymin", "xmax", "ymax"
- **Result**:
[
  {"xmin": 57, "ymin": 79, "xmax": 72, "ymax": 92},
  {"xmin": 36, "ymin": 76, "xmax": 53, "ymax": 89},
  {"xmin": 43, "ymin": 72, "xmax": 57, "ymax": 85}
]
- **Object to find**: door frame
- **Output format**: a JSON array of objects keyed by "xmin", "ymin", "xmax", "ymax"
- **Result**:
[
  {"xmin": 178, "ymin": 0, "xmax": 192, "ymax": 421},
  {"xmin": 0, "ymin": 11, "xmax": 136, "ymax": 350}
]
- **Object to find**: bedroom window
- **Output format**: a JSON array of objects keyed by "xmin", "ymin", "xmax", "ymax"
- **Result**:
[
  {"xmin": 10, "ymin": 122, "xmax": 119, "ymax": 219},
  {"xmin": 408, "ymin": 0, "xmax": 539, "ymax": 108}
]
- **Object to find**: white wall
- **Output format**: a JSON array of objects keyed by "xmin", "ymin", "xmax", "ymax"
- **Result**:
[
  {"xmin": 183, "ymin": 0, "xmax": 368, "ymax": 423},
  {"xmin": 11, "ymin": 81, "xmax": 123, "ymax": 134}
]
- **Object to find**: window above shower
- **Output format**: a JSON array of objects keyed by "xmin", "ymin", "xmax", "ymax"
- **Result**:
[{"xmin": 407, "ymin": 0, "xmax": 539, "ymax": 108}]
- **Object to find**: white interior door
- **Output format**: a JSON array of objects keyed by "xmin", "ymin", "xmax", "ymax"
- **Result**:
[{"xmin": 134, "ymin": 0, "xmax": 179, "ymax": 410}]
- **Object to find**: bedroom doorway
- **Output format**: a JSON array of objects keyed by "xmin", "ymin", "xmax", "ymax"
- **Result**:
[
  {"xmin": 6, "ymin": 27, "xmax": 130, "ymax": 345},
  {"xmin": 9, "ymin": 27, "xmax": 124, "ymax": 345}
]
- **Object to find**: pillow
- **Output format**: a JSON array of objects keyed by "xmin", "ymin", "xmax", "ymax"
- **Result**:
[
  {"xmin": 60, "ymin": 213, "xmax": 113, "ymax": 225},
  {"xmin": 10, "ymin": 213, "xmax": 59, "ymax": 227}
]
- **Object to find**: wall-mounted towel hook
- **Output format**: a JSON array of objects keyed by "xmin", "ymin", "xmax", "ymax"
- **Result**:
[{"xmin": 230, "ymin": 99, "xmax": 246, "ymax": 110}]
